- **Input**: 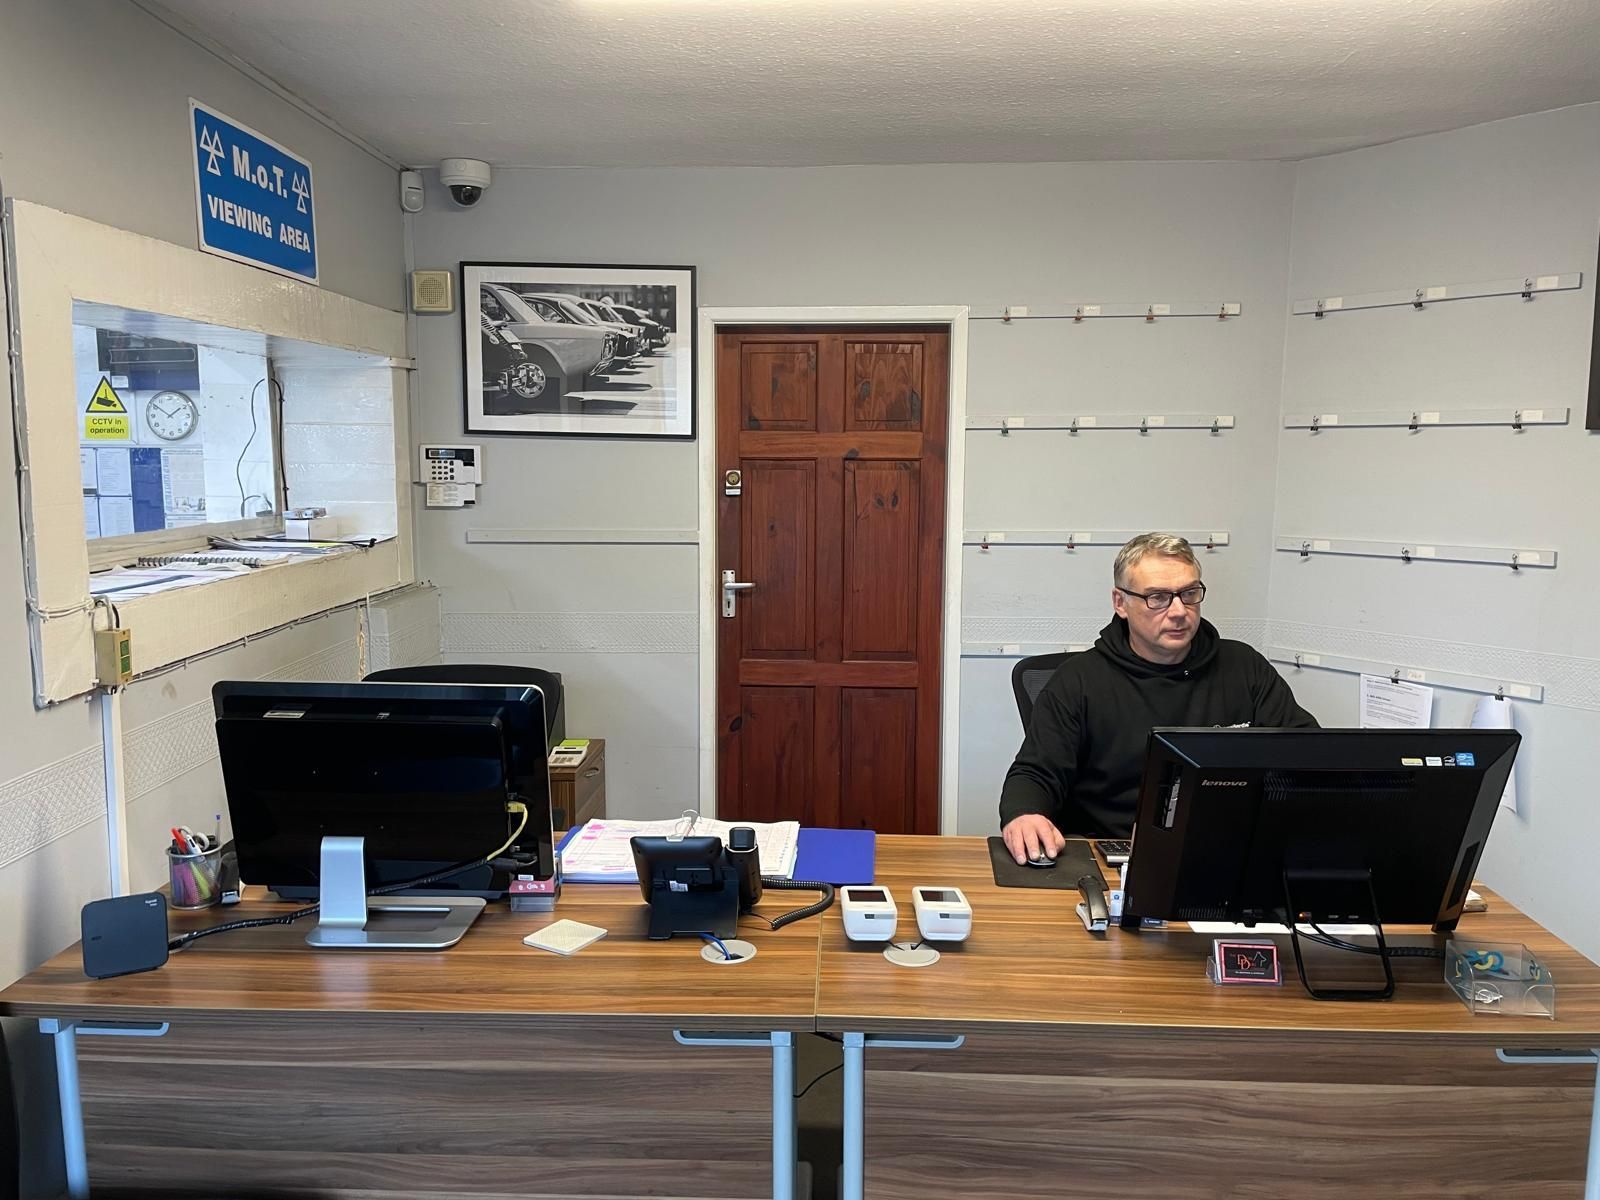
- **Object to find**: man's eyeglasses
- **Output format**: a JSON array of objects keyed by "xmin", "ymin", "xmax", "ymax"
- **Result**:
[{"xmin": 1117, "ymin": 582, "xmax": 1207, "ymax": 612}]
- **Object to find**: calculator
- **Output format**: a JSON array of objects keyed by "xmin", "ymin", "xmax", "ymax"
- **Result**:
[{"xmin": 1096, "ymin": 839, "xmax": 1133, "ymax": 865}]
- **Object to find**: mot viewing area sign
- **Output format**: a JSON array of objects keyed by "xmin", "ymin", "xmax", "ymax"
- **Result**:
[{"xmin": 190, "ymin": 98, "xmax": 318, "ymax": 284}]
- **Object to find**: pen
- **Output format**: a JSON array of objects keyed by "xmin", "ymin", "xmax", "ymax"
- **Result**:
[{"xmin": 169, "ymin": 835, "xmax": 193, "ymax": 905}]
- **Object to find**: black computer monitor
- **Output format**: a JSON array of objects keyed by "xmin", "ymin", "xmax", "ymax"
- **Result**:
[
  {"xmin": 1120, "ymin": 727, "xmax": 1519, "ymax": 998},
  {"xmin": 212, "ymin": 681, "xmax": 555, "ymax": 899}
]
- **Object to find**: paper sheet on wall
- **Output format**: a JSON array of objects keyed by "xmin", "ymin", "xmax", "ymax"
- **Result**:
[
  {"xmin": 97, "ymin": 495, "xmax": 135, "ymax": 538},
  {"xmin": 1471, "ymin": 694, "xmax": 1517, "ymax": 814},
  {"xmin": 1359, "ymin": 674, "xmax": 1433, "ymax": 728},
  {"xmin": 160, "ymin": 448, "xmax": 207, "ymax": 515},
  {"xmin": 559, "ymin": 817, "xmax": 800, "ymax": 883},
  {"xmin": 95, "ymin": 447, "xmax": 132, "ymax": 496}
]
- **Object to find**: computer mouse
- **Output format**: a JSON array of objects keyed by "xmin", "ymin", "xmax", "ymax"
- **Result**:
[{"xmin": 1025, "ymin": 853, "xmax": 1057, "ymax": 869}]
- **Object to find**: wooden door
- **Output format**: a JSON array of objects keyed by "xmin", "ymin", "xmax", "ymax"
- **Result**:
[{"xmin": 716, "ymin": 328, "xmax": 948, "ymax": 833}]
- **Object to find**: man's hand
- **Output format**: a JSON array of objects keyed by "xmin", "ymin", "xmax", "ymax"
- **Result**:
[{"xmin": 1001, "ymin": 813, "xmax": 1066, "ymax": 865}]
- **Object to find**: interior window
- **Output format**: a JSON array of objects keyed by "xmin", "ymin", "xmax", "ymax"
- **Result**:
[{"xmin": 74, "ymin": 316, "xmax": 280, "ymax": 545}]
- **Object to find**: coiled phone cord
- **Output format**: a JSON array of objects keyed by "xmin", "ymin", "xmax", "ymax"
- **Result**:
[{"xmin": 756, "ymin": 877, "xmax": 837, "ymax": 930}]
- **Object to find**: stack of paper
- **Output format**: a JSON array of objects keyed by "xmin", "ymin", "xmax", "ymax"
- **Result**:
[
  {"xmin": 211, "ymin": 537, "xmax": 353, "ymax": 556},
  {"xmin": 88, "ymin": 562, "xmax": 252, "ymax": 598},
  {"xmin": 558, "ymin": 817, "xmax": 801, "ymax": 883}
]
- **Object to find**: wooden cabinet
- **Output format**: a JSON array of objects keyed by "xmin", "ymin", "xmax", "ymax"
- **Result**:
[{"xmin": 550, "ymin": 738, "xmax": 605, "ymax": 830}]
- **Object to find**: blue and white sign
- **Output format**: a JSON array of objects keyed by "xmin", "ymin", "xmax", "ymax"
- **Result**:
[{"xmin": 190, "ymin": 99, "xmax": 318, "ymax": 285}]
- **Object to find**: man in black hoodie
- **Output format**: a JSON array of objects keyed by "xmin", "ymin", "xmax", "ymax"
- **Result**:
[{"xmin": 1000, "ymin": 532, "xmax": 1317, "ymax": 863}]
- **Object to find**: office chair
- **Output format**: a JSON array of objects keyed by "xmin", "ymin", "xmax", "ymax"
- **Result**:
[
  {"xmin": 1010, "ymin": 651, "xmax": 1077, "ymax": 729},
  {"xmin": 363, "ymin": 663, "xmax": 564, "ymax": 747}
]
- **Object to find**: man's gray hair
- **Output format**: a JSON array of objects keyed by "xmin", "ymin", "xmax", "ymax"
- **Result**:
[{"xmin": 1114, "ymin": 532, "xmax": 1200, "ymax": 587}]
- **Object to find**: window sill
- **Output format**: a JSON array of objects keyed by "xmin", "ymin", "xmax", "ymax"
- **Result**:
[
  {"xmin": 31, "ymin": 541, "xmax": 410, "ymax": 703},
  {"xmin": 110, "ymin": 539, "xmax": 410, "ymax": 682}
]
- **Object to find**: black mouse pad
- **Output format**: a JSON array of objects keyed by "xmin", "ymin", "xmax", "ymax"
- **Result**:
[{"xmin": 987, "ymin": 836, "xmax": 1099, "ymax": 889}]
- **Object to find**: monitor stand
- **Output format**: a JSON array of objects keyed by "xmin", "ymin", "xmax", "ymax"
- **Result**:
[
  {"xmin": 1282, "ymin": 867, "xmax": 1396, "ymax": 1002},
  {"xmin": 305, "ymin": 836, "xmax": 486, "ymax": 950}
]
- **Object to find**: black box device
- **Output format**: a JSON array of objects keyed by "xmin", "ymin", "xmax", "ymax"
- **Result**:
[{"xmin": 81, "ymin": 893, "xmax": 169, "ymax": 979}]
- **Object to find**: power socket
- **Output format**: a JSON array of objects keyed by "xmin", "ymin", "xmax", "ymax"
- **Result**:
[{"xmin": 94, "ymin": 626, "xmax": 133, "ymax": 686}]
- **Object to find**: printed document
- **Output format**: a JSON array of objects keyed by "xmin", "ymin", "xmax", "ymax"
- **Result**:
[
  {"xmin": 1471, "ymin": 694, "xmax": 1517, "ymax": 814},
  {"xmin": 561, "ymin": 817, "xmax": 800, "ymax": 883},
  {"xmin": 1359, "ymin": 674, "xmax": 1433, "ymax": 729}
]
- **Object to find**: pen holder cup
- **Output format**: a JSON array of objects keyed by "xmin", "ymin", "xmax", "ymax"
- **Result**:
[
  {"xmin": 167, "ymin": 846, "xmax": 223, "ymax": 910},
  {"xmin": 1445, "ymin": 940, "xmax": 1556, "ymax": 1019}
]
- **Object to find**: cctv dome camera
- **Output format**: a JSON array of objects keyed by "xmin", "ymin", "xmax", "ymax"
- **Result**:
[{"xmin": 439, "ymin": 158, "xmax": 492, "ymax": 208}]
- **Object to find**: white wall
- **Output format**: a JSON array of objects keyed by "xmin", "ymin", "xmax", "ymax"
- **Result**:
[
  {"xmin": 1, "ymin": 4, "xmax": 407, "ymax": 1187},
  {"xmin": 410, "ymin": 160, "xmax": 1298, "ymax": 826},
  {"xmin": 0, "ymin": 0, "xmax": 400, "ymax": 312},
  {"xmin": 1269, "ymin": 103, "xmax": 1600, "ymax": 961},
  {"xmin": 413, "ymin": 125, "xmax": 1599, "ymax": 962},
  {"xmin": 1, "ymin": 0, "xmax": 405, "ymax": 975}
]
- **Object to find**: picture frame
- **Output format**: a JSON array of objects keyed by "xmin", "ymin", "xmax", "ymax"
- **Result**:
[{"xmin": 461, "ymin": 261, "xmax": 696, "ymax": 440}]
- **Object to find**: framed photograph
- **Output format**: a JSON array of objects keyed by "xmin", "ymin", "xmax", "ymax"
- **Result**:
[{"xmin": 461, "ymin": 261, "xmax": 696, "ymax": 439}]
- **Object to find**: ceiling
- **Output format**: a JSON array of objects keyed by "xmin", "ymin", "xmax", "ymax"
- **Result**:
[{"xmin": 144, "ymin": 0, "xmax": 1600, "ymax": 168}]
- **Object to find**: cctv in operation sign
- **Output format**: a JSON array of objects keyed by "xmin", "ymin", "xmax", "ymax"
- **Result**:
[{"xmin": 190, "ymin": 99, "xmax": 318, "ymax": 285}]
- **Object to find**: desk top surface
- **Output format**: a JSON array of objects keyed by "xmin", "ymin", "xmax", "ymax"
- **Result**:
[
  {"xmin": 815, "ymin": 837, "xmax": 1600, "ymax": 1041},
  {"xmin": 0, "ymin": 879, "xmax": 819, "ymax": 1031},
  {"xmin": 8, "ymin": 835, "xmax": 1599, "ymax": 1039}
]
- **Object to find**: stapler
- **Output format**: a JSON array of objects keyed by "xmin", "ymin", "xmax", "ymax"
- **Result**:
[{"xmin": 1075, "ymin": 874, "xmax": 1109, "ymax": 934}]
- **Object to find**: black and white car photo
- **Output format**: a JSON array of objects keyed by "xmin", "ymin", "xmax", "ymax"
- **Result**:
[{"xmin": 462, "ymin": 262, "xmax": 695, "ymax": 439}]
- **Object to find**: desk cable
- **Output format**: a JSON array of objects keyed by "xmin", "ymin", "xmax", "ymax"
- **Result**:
[
  {"xmin": 796, "ymin": 1062, "xmax": 843, "ymax": 1100},
  {"xmin": 1297, "ymin": 923, "xmax": 1445, "ymax": 960},
  {"xmin": 168, "ymin": 801, "xmax": 531, "ymax": 951},
  {"xmin": 738, "ymin": 878, "xmax": 838, "ymax": 933},
  {"xmin": 698, "ymin": 933, "xmax": 738, "ymax": 960}
]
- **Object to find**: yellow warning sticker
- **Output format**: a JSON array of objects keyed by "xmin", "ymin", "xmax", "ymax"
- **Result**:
[
  {"xmin": 86, "ymin": 377, "xmax": 128, "ymax": 413},
  {"xmin": 84, "ymin": 376, "xmax": 132, "ymax": 440},
  {"xmin": 84, "ymin": 414, "xmax": 131, "ymax": 440}
]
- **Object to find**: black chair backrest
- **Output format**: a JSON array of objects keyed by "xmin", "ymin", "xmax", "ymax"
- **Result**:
[
  {"xmin": 1011, "ymin": 651, "xmax": 1078, "ymax": 729},
  {"xmin": 364, "ymin": 663, "xmax": 562, "ymax": 738},
  {"xmin": 366, "ymin": 663, "xmax": 557, "ymax": 689}
]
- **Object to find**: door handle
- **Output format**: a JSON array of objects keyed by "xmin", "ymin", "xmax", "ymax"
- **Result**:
[{"xmin": 721, "ymin": 569, "xmax": 755, "ymax": 618}]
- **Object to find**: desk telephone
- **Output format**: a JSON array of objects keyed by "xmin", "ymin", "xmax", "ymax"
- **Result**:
[{"xmin": 630, "ymin": 827, "xmax": 834, "ymax": 940}]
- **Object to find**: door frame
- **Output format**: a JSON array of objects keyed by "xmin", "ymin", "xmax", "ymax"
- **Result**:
[{"xmin": 695, "ymin": 306, "xmax": 970, "ymax": 833}]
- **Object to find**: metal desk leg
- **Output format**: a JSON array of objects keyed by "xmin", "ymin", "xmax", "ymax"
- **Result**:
[
  {"xmin": 771, "ymin": 1032, "xmax": 796, "ymax": 1200},
  {"xmin": 1592, "ymin": 1056, "xmax": 1600, "ymax": 1200},
  {"xmin": 38, "ymin": 1018, "xmax": 170, "ymax": 1200},
  {"xmin": 1496, "ymin": 1048, "xmax": 1600, "ymax": 1200},
  {"xmin": 839, "ymin": 1032, "xmax": 965, "ymax": 1200},
  {"xmin": 841, "ymin": 1034, "xmax": 865, "ymax": 1200},
  {"xmin": 41, "ymin": 1020, "xmax": 85, "ymax": 1200},
  {"xmin": 674, "ymin": 1030, "xmax": 797, "ymax": 1200}
]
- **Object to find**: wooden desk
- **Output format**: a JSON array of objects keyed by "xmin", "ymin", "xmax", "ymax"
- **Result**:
[
  {"xmin": 1, "ymin": 882, "xmax": 820, "ymax": 1200},
  {"xmin": 10, "ymin": 835, "xmax": 1599, "ymax": 1200},
  {"xmin": 817, "ymin": 837, "xmax": 1600, "ymax": 1200}
]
